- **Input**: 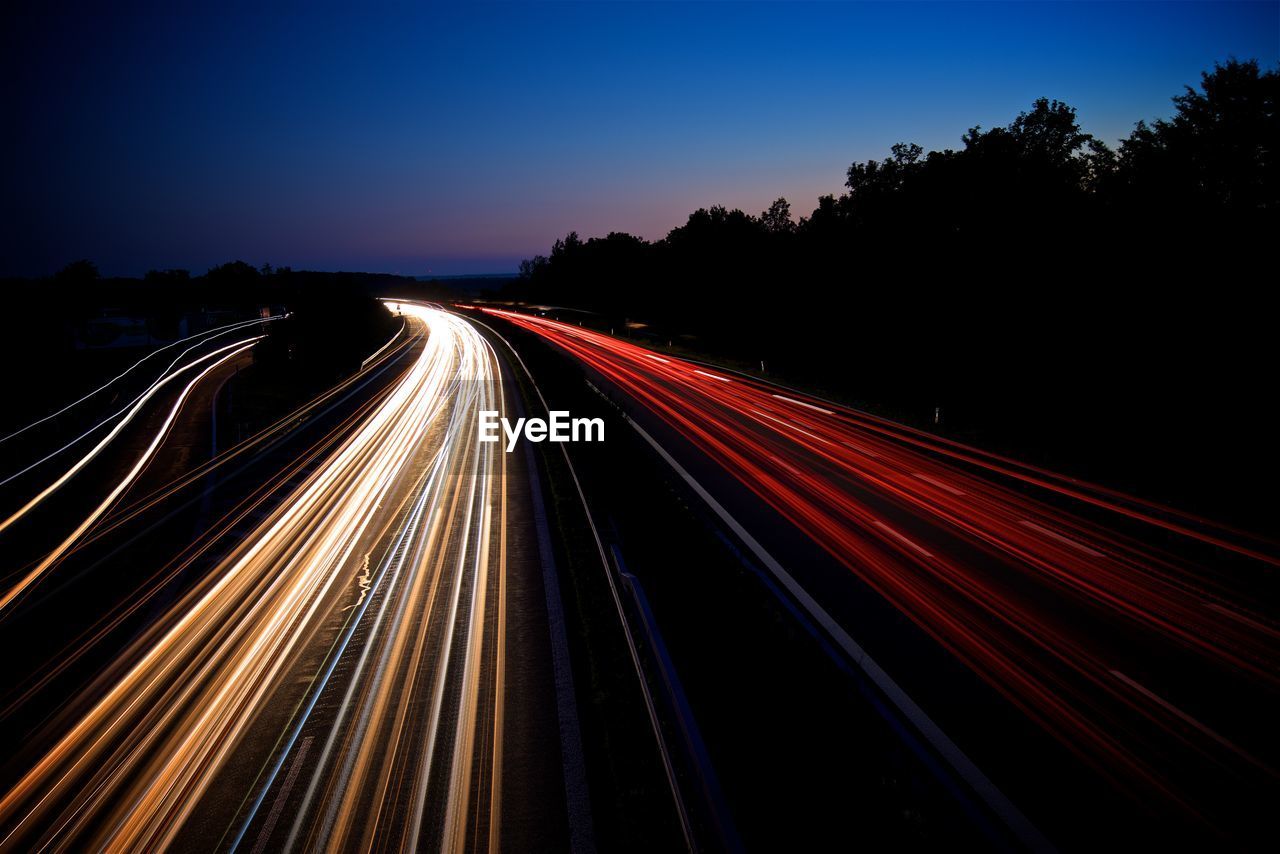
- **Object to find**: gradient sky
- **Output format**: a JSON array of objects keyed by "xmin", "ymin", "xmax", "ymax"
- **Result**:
[{"xmin": 3, "ymin": 1, "xmax": 1276, "ymax": 277}]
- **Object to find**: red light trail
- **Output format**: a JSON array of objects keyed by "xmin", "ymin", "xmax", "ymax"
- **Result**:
[{"xmin": 482, "ymin": 307, "xmax": 1279, "ymax": 825}]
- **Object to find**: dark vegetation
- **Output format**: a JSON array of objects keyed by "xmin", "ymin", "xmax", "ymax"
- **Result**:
[{"xmin": 506, "ymin": 60, "xmax": 1278, "ymax": 529}]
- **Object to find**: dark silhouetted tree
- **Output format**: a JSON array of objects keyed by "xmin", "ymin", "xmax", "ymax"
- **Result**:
[
  {"xmin": 503, "ymin": 60, "xmax": 1274, "ymax": 477},
  {"xmin": 145, "ymin": 269, "xmax": 190, "ymax": 285},
  {"xmin": 55, "ymin": 259, "xmax": 100, "ymax": 283},
  {"xmin": 206, "ymin": 260, "xmax": 261, "ymax": 281},
  {"xmin": 1113, "ymin": 59, "xmax": 1278, "ymax": 219},
  {"xmin": 759, "ymin": 197, "xmax": 796, "ymax": 234}
]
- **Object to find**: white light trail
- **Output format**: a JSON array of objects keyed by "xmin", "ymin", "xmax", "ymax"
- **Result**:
[{"xmin": 0, "ymin": 303, "xmax": 510, "ymax": 853}]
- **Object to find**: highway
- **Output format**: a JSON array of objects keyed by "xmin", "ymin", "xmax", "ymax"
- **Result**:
[
  {"xmin": 6, "ymin": 294, "xmax": 1269, "ymax": 848},
  {"xmin": 0, "ymin": 336, "xmax": 263, "ymax": 613},
  {"xmin": 0, "ymin": 316, "xmax": 283, "ymax": 610},
  {"xmin": 481, "ymin": 307, "xmax": 1279, "ymax": 845},
  {"xmin": 0, "ymin": 303, "xmax": 516, "ymax": 850}
]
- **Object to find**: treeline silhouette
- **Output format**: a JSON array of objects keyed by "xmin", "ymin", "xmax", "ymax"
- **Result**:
[{"xmin": 506, "ymin": 60, "xmax": 1277, "ymax": 526}]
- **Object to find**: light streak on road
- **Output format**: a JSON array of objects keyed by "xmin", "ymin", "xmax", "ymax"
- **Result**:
[
  {"xmin": 0, "ymin": 337, "xmax": 264, "ymax": 532},
  {"xmin": 482, "ymin": 307, "xmax": 1279, "ymax": 830},
  {"xmin": 771, "ymin": 394, "xmax": 832, "ymax": 415},
  {"xmin": 0, "ymin": 303, "xmax": 510, "ymax": 851},
  {"xmin": 0, "ymin": 324, "xmax": 282, "ymax": 492},
  {"xmin": 0, "ymin": 332, "xmax": 415, "ymax": 722},
  {"xmin": 0, "ymin": 338, "xmax": 263, "ymax": 614},
  {"xmin": 0, "ymin": 315, "xmax": 282, "ymax": 448}
]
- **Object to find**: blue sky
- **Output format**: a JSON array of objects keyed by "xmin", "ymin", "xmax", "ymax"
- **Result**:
[{"xmin": 3, "ymin": 1, "xmax": 1276, "ymax": 276}]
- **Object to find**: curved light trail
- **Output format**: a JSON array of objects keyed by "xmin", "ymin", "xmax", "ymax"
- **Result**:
[
  {"xmin": 0, "ymin": 337, "xmax": 264, "ymax": 537},
  {"xmin": 0, "ymin": 303, "xmax": 509, "ymax": 852},
  {"xmin": 0, "ymin": 337, "xmax": 264, "ymax": 614},
  {"xmin": 0, "ymin": 315, "xmax": 282, "ymax": 449}
]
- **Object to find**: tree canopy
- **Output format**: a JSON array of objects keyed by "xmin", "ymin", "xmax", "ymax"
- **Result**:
[{"xmin": 505, "ymin": 61, "xmax": 1276, "ymax": 527}]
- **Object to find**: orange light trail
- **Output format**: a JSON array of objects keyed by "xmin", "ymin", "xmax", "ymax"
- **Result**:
[{"xmin": 0, "ymin": 303, "xmax": 509, "ymax": 851}]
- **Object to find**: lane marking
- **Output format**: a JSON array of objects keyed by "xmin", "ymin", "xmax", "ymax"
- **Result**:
[
  {"xmin": 772, "ymin": 394, "xmax": 834, "ymax": 415},
  {"xmin": 749, "ymin": 408, "xmax": 829, "ymax": 444},
  {"xmin": 470, "ymin": 315, "xmax": 696, "ymax": 849},
  {"xmin": 1018, "ymin": 520, "xmax": 1103, "ymax": 558},
  {"xmin": 624, "ymin": 417, "xmax": 1050, "ymax": 851},
  {"xmin": 913, "ymin": 472, "xmax": 965, "ymax": 496},
  {"xmin": 518, "ymin": 394, "xmax": 597, "ymax": 854},
  {"xmin": 841, "ymin": 440, "xmax": 880, "ymax": 459},
  {"xmin": 872, "ymin": 520, "xmax": 935, "ymax": 558},
  {"xmin": 693, "ymin": 369, "xmax": 731, "ymax": 382},
  {"xmin": 252, "ymin": 736, "xmax": 313, "ymax": 854},
  {"xmin": 645, "ymin": 354, "xmax": 670, "ymax": 363}
]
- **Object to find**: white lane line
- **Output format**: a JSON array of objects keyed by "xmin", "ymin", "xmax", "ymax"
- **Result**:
[
  {"xmin": 749, "ymin": 408, "xmax": 830, "ymax": 444},
  {"xmin": 842, "ymin": 440, "xmax": 880, "ymax": 458},
  {"xmin": 693, "ymin": 369, "xmax": 731, "ymax": 382},
  {"xmin": 772, "ymin": 394, "xmax": 834, "ymax": 415},
  {"xmin": 624, "ymin": 417, "xmax": 1050, "ymax": 851},
  {"xmin": 872, "ymin": 520, "xmax": 934, "ymax": 558},
  {"xmin": 252, "ymin": 736, "xmax": 313, "ymax": 854},
  {"xmin": 1018, "ymin": 520, "xmax": 1103, "ymax": 557},
  {"xmin": 913, "ymin": 472, "xmax": 965, "ymax": 496},
  {"xmin": 1109, "ymin": 670, "xmax": 1271, "ymax": 773},
  {"xmin": 645, "ymin": 353, "xmax": 670, "ymax": 363}
]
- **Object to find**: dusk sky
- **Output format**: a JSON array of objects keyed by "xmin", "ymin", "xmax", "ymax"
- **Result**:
[{"xmin": 3, "ymin": 1, "xmax": 1276, "ymax": 277}]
